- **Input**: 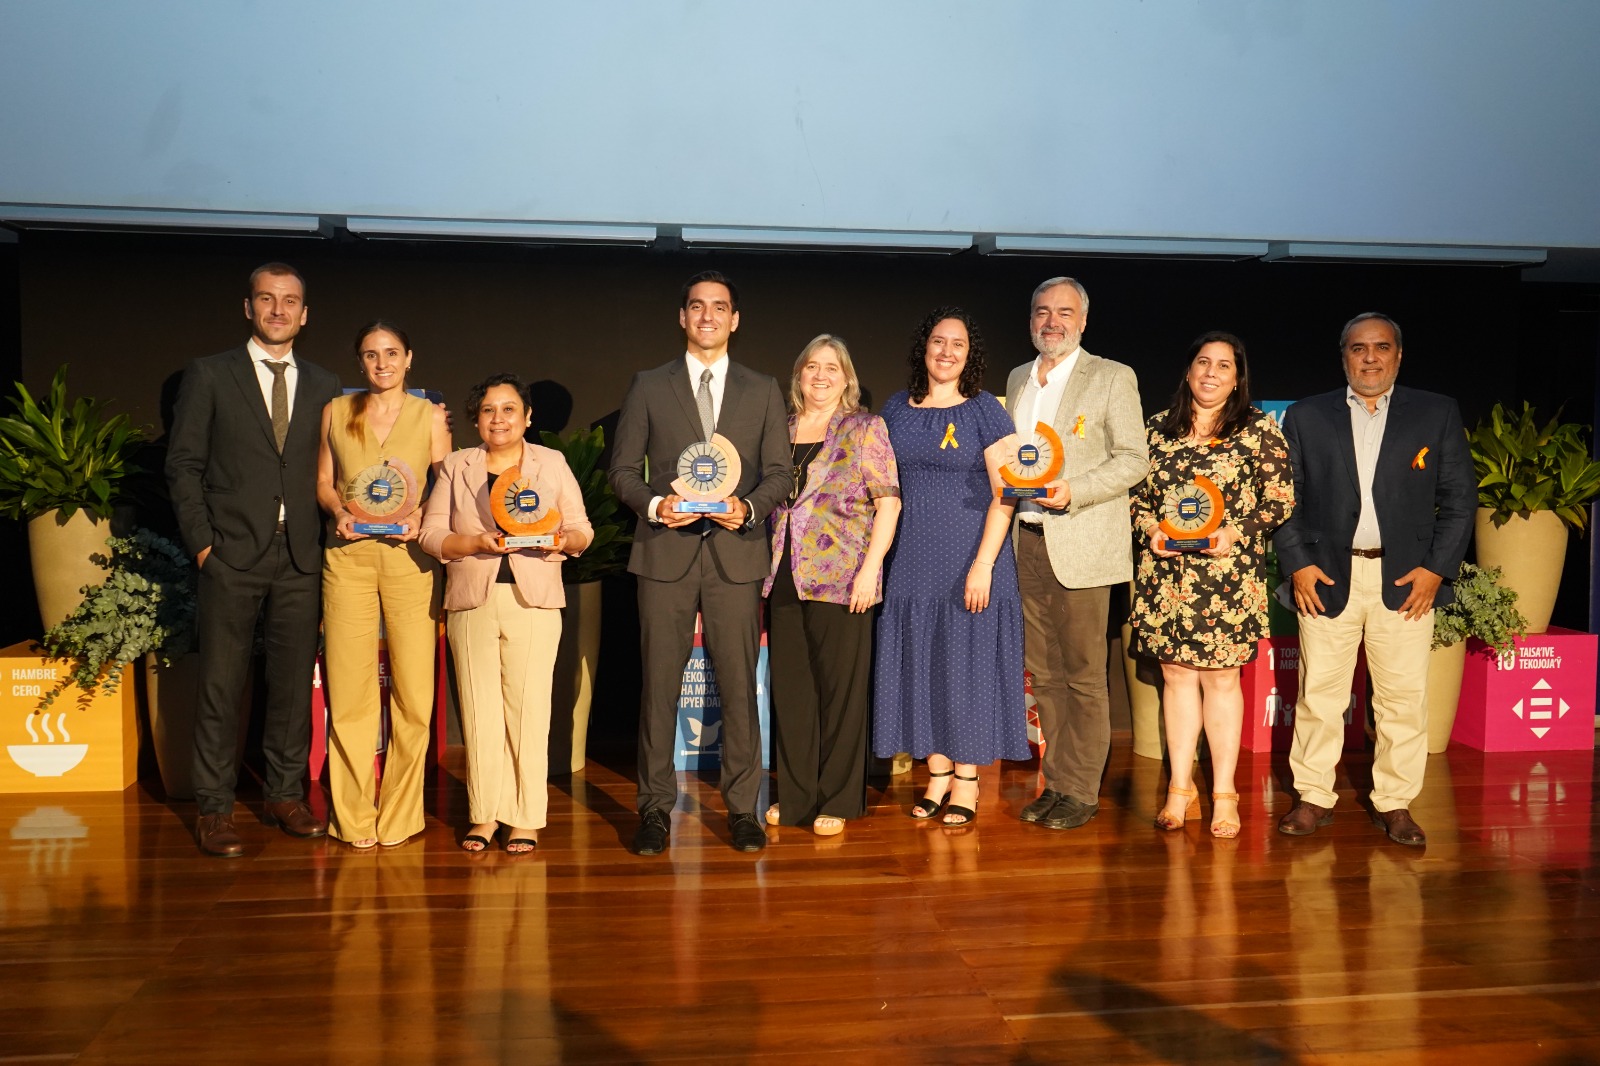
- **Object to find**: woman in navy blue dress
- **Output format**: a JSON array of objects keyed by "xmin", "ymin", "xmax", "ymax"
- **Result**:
[{"xmin": 873, "ymin": 307, "xmax": 1028, "ymax": 826}]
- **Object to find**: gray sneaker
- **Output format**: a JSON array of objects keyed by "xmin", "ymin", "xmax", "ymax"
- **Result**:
[{"xmin": 1039, "ymin": 795, "xmax": 1099, "ymax": 830}]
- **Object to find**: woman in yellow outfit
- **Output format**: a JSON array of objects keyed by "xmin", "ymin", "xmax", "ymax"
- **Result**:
[{"xmin": 316, "ymin": 321, "xmax": 452, "ymax": 848}]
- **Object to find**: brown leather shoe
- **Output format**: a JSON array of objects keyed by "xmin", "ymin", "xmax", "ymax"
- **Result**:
[
  {"xmin": 1371, "ymin": 807, "xmax": 1427, "ymax": 846},
  {"xmin": 196, "ymin": 813, "xmax": 245, "ymax": 857},
  {"xmin": 262, "ymin": 799, "xmax": 327, "ymax": 838},
  {"xmin": 1277, "ymin": 800, "xmax": 1334, "ymax": 836}
]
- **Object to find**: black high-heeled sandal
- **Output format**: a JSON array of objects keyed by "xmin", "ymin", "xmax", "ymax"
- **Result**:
[
  {"xmin": 910, "ymin": 769, "xmax": 955, "ymax": 819},
  {"xmin": 943, "ymin": 773, "xmax": 980, "ymax": 826}
]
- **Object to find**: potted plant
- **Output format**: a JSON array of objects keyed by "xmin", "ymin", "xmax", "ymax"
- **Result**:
[
  {"xmin": 541, "ymin": 425, "xmax": 632, "ymax": 773},
  {"xmin": 1426, "ymin": 561, "xmax": 1528, "ymax": 752},
  {"xmin": 0, "ymin": 366, "xmax": 146, "ymax": 629},
  {"xmin": 34, "ymin": 529, "xmax": 203, "ymax": 795},
  {"xmin": 1469, "ymin": 401, "xmax": 1600, "ymax": 633}
]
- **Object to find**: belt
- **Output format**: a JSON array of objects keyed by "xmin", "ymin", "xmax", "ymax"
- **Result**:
[
  {"xmin": 1350, "ymin": 547, "xmax": 1384, "ymax": 558},
  {"xmin": 1018, "ymin": 521, "xmax": 1045, "ymax": 536}
]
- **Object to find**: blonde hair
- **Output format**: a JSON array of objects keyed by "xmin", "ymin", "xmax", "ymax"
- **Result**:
[{"xmin": 788, "ymin": 334, "xmax": 862, "ymax": 416}]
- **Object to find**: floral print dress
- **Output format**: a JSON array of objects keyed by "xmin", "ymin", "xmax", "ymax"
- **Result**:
[{"xmin": 1130, "ymin": 407, "xmax": 1294, "ymax": 667}]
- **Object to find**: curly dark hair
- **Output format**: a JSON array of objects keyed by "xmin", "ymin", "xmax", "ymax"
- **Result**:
[
  {"xmin": 906, "ymin": 306, "xmax": 987, "ymax": 402},
  {"xmin": 464, "ymin": 372, "xmax": 531, "ymax": 422},
  {"xmin": 1157, "ymin": 331, "xmax": 1253, "ymax": 440}
]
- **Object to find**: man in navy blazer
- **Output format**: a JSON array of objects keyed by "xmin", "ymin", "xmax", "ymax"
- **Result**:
[
  {"xmin": 609, "ymin": 270, "xmax": 792, "ymax": 855},
  {"xmin": 166, "ymin": 263, "xmax": 342, "ymax": 856},
  {"xmin": 1273, "ymin": 313, "xmax": 1474, "ymax": 846}
]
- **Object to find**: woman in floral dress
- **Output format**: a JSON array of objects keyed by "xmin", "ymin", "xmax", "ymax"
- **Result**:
[{"xmin": 1131, "ymin": 332, "xmax": 1294, "ymax": 838}]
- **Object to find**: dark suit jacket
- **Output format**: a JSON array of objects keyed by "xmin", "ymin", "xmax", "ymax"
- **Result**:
[
  {"xmin": 165, "ymin": 345, "xmax": 342, "ymax": 574},
  {"xmin": 1274, "ymin": 384, "xmax": 1475, "ymax": 616},
  {"xmin": 609, "ymin": 357, "xmax": 792, "ymax": 584}
]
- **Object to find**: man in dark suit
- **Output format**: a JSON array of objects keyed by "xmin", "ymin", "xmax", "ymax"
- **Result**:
[
  {"xmin": 1273, "ymin": 312, "xmax": 1474, "ymax": 846},
  {"xmin": 166, "ymin": 263, "xmax": 342, "ymax": 856},
  {"xmin": 608, "ymin": 270, "xmax": 791, "ymax": 855}
]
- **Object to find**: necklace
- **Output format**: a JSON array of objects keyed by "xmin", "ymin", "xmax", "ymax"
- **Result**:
[{"xmin": 789, "ymin": 440, "xmax": 824, "ymax": 503}]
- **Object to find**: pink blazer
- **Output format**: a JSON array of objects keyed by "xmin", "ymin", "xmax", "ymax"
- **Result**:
[{"xmin": 418, "ymin": 442, "xmax": 592, "ymax": 611}]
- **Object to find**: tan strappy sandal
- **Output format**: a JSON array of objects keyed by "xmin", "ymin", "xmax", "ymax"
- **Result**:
[{"xmin": 1155, "ymin": 783, "xmax": 1201, "ymax": 830}]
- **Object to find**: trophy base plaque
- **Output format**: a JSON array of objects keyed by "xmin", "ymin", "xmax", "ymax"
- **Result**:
[
  {"xmin": 1000, "ymin": 486, "xmax": 1056, "ymax": 500},
  {"xmin": 351, "ymin": 522, "xmax": 408, "ymax": 536},
  {"xmin": 673, "ymin": 500, "xmax": 731, "ymax": 514},
  {"xmin": 501, "ymin": 534, "xmax": 556, "ymax": 549},
  {"xmin": 1165, "ymin": 535, "xmax": 1217, "ymax": 552}
]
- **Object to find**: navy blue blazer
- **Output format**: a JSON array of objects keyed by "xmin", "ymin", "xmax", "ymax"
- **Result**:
[{"xmin": 1273, "ymin": 385, "xmax": 1475, "ymax": 616}]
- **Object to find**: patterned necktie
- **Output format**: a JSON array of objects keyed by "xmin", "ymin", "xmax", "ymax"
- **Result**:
[
  {"xmin": 696, "ymin": 368, "xmax": 715, "ymax": 441},
  {"xmin": 265, "ymin": 360, "xmax": 289, "ymax": 452}
]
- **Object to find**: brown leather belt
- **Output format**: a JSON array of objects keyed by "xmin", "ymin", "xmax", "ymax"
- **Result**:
[{"xmin": 1350, "ymin": 547, "xmax": 1384, "ymax": 558}]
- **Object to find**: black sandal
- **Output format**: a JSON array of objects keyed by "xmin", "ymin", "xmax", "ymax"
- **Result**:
[
  {"xmin": 461, "ymin": 826, "xmax": 498, "ymax": 852},
  {"xmin": 943, "ymin": 774, "xmax": 980, "ymax": 826},
  {"xmin": 505, "ymin": 837, "xmax": 538, "ymax": 853},
  {"xmin": 910, "ymin": 770, "xmax": 955, "ymax": 819}
]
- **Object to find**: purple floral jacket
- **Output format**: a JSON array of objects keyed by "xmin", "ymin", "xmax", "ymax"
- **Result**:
[{"xmin": 764, "ymin": 407, "xmax": 899, "ymax": 605}]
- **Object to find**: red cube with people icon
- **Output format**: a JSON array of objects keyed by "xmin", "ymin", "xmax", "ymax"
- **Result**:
[{"xmin": 1239, "ymin": 636, "xmax": 1368, "ymax": 752}]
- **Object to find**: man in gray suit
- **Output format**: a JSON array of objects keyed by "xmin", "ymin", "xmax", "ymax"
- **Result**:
[
  {"xmin": 609, "ymin": 271, "xmax": 791, "ymax": 855},
  {"xmin": 166, "ymin": 263, "xmax": 342, "ymax": 856},
  {"xmin": 1006, "ymin": 277, "xmax": 1148, "ymax": 830}
]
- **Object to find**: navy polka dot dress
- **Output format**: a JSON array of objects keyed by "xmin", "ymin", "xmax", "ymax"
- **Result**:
[{"xmin": 872, "ymin": 391, "xmax": 1029, "ymax": 764}]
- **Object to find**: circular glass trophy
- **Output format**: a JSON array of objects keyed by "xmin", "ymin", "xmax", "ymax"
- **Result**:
[
  {"xmin": 489, "ymin": 468, "xmax": 561, "ymax": 548},
  {"xmin": 343, "ymin": 458, "xmax": 420, "ymax": 535},
  {"xmin": 999, "ymin": 421, "xmax": 1065, "ymax": 499},
  {"xmin": 1158, "ymin": 474, "xmax": 1225, "ymax": 551},
  {"xmin": 670, "ymin": 433, "xmax": 742, "ymax": 513}
]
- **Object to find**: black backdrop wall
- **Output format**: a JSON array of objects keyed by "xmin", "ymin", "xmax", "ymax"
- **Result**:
[{"xmin": 4, "ymin": 230, "xmax": 1597, "ymax": 651}]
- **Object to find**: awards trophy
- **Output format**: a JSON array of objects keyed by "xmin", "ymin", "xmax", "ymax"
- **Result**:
[
  {"xmin": 1158, "ymin": 474, "xmax": 1225, "ymax": 551},
  {"xmin": 489, "ymin": 468, "xmax": 561, "ymax": 548},
  {"xmin": 671, "ymin": 433, "xmax": 742, "ymax": 513},
  {"xmin": 998, "ymin": 421, "xmax": 1065, "ymax": 499},
  {"xmin": 343, "ymin": 458, "xmax": 420, "ymax": 536}
]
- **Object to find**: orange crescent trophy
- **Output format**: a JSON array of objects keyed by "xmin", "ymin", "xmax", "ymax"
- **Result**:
[
  {"xmin": 998, "ymin": 422, "xmax": 1065, "ymax": 499},
  {"xmin": 671, "ymin": 433, "xmax": 742, "ymax": 513},
  {"xmin": 489, "ymin": 468, "xmax": 561, "ymax": 548},
  {"xmin": 1157, "ymin": 474, "xmax": 1225, "ymax": 551},
  {"xmin": 343, "ymin": 458, "xmax": 421, "ymax": 536}
]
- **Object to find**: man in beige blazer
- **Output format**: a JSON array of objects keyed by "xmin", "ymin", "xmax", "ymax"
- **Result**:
[{"xmin": 1005, "ymin": 277, "xmax": 1148, "ymax": 830}]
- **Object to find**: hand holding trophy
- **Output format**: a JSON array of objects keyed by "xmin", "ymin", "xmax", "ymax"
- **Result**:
[
  {"xmin": 1157, "ymin": 474, "xmax": 1225, "ymax": 551},
  {"xmin": 343, "ymin": 458, "xmax": 421, "ymax": 536},
  {"xmin": 671, "ymin": 432, "xmax": 743, "ymax": 514},
  {"xmin": 998, "ymin": 422, "xmax": 1064, "ymax": 500},
  {"xmin": 490, "ymin": 468, "xmax": 561, "ymax": 549}
]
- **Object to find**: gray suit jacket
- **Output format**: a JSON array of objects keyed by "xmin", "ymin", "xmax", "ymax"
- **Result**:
[
  {"xmin": 1005, "ymin": 349, "xmax": 1148, "ymax": 588},
  {"xmin": 609, "ymin": 357, "xmax": 792, "ymax": 584}
]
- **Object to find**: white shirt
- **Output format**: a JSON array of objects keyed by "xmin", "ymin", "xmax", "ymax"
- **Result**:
[
  {"xmin": 247, "ymin": 338, "xmax": 298, "ymax": 421},
  {"xmin": 1011, "ymin": 347, "xmax": 1079, "ymax": 523},
  {"xmin": 1348, "ymin": 385, "xmax": 1393, "ymax": 550},
  {"xmin": 647, "ymin": 353, "xmax": 733, "ymax": 524}
]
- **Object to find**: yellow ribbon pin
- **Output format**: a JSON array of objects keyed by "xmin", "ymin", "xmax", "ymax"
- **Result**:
[
  {"xmin": 940, "ymin": 422, "xmax": 958, "ymax": 449},
  {"xmin": 1072, "ymin": 415, "xmax": 1086, "ymax": 439},
  {"xmin": 1412, "ymin": 446, "xmax": 1429, "ymax": 470}
]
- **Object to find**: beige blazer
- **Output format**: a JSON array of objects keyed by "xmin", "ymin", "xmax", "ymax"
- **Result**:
[
  {"xmin": 1005, "ymin": 349, "xmax": 1148, "ymax": 588},
  {"xmin": 418, "ymin": 441, "xmax": 592, "ymax": 611}
]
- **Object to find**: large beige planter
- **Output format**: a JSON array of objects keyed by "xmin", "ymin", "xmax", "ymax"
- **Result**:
[
  {"xmin": 144, "ymin": 651, "xmax": 200, "ymax": 799},
  {"xmin": 1424, "ymin": 640, "xmax": 1468, "ymax": 753},
  {"xmin": 28, "ymin": 508, "xmax": 113, "ymax": 630},
  {"xmin": 549, "ymin": 580, "xmax": 601, "ymax": 775},
  {"xmin": 1120, "ymin": 612, "xmax": 1165, "ymax": 761},
  {"xmin": 1474, "ymin": 508, "xmax": 1566, "ymax": 634}
]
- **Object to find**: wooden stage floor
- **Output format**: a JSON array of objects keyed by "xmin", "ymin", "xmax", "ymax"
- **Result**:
[{"xmin": 3, "ymin": 740, "xmax": 1600, "ymax": 1065}]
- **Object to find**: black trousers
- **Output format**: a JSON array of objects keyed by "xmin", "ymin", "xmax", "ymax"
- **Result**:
[
  {"xmin": 636, "ymin": 542, "xmax": 765, "ymax": 815},
  {"xmin": 191, "ymin": 534, "xmax": 321, "ymax": 815},
  {"xmin": 766, "ymin": 549, "xmax": 871, "ymax": 825}
]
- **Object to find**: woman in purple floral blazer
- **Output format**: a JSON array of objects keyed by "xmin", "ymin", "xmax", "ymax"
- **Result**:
[{"xmin": 763, "ymin": 334, "xmax": 901, "ymax": 836}]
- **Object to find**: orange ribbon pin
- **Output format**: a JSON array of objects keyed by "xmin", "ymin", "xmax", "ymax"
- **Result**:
[
  {"xmin": 940, "ymin": 422, "xmax": 958, "ymax": 449},
  {"xmin": 1072, "ymin": 415, "xmax": 1086, "ymax": 439},
  {"xmin": 1412, "ymin": 446, "xmax": 1429, "ymax": 470}
]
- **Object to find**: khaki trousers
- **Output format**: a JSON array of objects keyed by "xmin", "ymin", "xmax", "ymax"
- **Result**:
[
  {"xmin": 1291, "ymin": 556, "xmax": 1431, "ymax": 812},
  {"xmin": 447, "ymin": 583, "xmax": 562, "ymax": 829},
  {"xmin": 323, "ymin": 540, "xmax": 441, "ymax": 843}
]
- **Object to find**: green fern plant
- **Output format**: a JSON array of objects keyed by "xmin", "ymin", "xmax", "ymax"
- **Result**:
[
  {"xmin": 34, "ymin": 529, "xmax": 197, "ymax": 709},
  {"xmin": 540, "ymin": 425, "xmax": 631, "ymax": 584},
  {"xmin": 0, "ymin": 365, "xmax": 146, "ymax": 520},
  {"xmin": 1469, "ymin": 402, "xmax": 1600, "ymax": 531}
]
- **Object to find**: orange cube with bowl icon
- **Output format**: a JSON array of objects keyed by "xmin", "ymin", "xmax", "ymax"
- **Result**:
[{"xmin": 0, "ymin": 640, "xmax": 138, "ymax": 793}]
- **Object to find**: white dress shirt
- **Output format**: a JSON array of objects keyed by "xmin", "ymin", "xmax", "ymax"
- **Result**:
[
  {"xmin": 1011, "ymin": 347, "xmax": 1079, "ymax": 523},
  {"xmin": 647, "ymin": 353, "xmax": 731, "ymax": 523},
  {"xmin": 1348, "ymin": 385, "xmax": 1393, "ymax": 551}
]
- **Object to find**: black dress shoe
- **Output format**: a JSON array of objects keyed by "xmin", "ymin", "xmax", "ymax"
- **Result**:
[
  {"xmin": 1020, "ymin": 789, "xmax": 1066, "ymax": 823},
  {"xmin": 728, "ymin": 812, "xmax": 767, "ymax": 852},
  {"xmin": 1038, "ymin": 795, "xmax": 1099, "ymax": 830},
  {"xmin": 633, "ymin": 809, "xmax": 671, "ymax": 855}
]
